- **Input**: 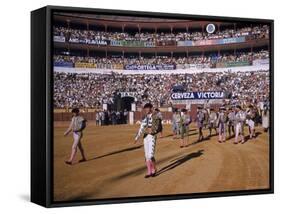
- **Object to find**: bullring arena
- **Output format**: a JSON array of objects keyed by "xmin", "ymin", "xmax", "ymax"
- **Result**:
[
  {"xmin": 52, "ymin": 12, "xmax": 271, "ymax": 201},
  {"xmin": 54, "ymin": 121, "xmax": 269, "ymax": 201}
]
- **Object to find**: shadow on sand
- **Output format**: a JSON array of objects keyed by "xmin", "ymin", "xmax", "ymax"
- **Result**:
[
  {"xmin": 109, "ymin": 150, "xmax": 189, "ymax": 181},
  {"xmin": 72, "ymin": 145, "xmax": 143, "ymax": 165},
  {"xmin": 92, "ymin": 145, "xmax": 142, "ymax": 160},
  {"xmin": 155, "ymin": 149, "xmax": 204, "ymax": 176},
  {"xmin": 243, "ymin": 131, "xmax": 262, "ymax": 143}
]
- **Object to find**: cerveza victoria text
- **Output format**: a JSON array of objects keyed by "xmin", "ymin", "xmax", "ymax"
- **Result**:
[{"xmin": 171, "ymin": 91, "xmax": 225, "ymax": 100}]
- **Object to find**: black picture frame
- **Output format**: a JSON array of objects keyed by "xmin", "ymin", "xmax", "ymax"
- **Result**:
[{"xmin": 31, "ymin": 5, "xmax": 274, "ymax": 208}]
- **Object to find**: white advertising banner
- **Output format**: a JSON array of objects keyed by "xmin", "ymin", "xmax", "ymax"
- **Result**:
[
  {"xmin": 53, "ymin": 36, "xmax": 65, "ymax": 42},
  {"xmin": 129, "ymin": 112, "xmax": 134, "ymax": 125},
  {"xmin": 54, "ymin": 64, "xmax": 269, "ymax": 74}
]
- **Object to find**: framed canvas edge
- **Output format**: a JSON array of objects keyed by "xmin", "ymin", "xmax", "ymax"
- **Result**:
[{"xmin": 34, "ymin": 5, "xmax": 274, "ymax": 208}]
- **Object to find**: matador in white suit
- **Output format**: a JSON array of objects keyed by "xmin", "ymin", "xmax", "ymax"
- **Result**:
[{"xmin": 134, "ymin": 103, "xmax": 161, "ymax": 178}]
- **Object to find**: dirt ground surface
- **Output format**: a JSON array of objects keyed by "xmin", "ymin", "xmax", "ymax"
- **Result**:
[{"xmin": 53, "ymin": 122, "xmax": 270, "ymax": 201}]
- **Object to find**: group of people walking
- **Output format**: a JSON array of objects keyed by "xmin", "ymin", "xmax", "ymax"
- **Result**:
[
  {"xmin": 172, "ymin": 103, "xmax": 270, "ymax": 146},
  {"xmin": 62, "ymin": 102, "xmax": 269, "ymax": 179},
  {"xmin": 95, "ymin": 110, "xmax": 128, "ymax": 126}
]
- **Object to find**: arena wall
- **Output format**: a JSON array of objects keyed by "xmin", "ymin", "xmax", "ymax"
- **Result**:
[
  {"xmin": 53, "ymin": 104, "xmax": 222, "ymax": 123},
  {"xmin": 53, "ymin": 111, "xmax": 173, "ymax": 123}
]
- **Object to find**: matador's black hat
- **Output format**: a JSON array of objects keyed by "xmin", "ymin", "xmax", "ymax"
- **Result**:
[
  {"xmin": 236, "ymin": 105, "xmax": 242, "ymax": 110},
  {"xmin": 71, "ymin": 108, "xmax": 80, "ymax": 113},
  {"xmin": 144, "ymin": 103, "xmax": 153, "ymax": 109}
]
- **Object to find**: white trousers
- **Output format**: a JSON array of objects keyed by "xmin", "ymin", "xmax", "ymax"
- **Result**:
[
  {"xmin": 72, "ymin": 132, "xmax": 82, "ymax": 149},
  {"xmin": 143, "ymin": 134, "xmax": 156, "ymax": 161},
  {"xmin": 247, "ymin": 119, "xmax": 255, "ymax": 130},
  {"xmin": 235, "ymin": 123, "xmax": 244, "ymax": 142}
]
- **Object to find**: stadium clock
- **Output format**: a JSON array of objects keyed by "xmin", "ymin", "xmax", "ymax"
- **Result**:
[{"xmin": 206, "ymin": 23, "xmax": 216, "ymax": 34}]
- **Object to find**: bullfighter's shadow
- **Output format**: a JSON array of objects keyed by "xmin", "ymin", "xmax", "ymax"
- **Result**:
[
  {"xmin": 77, "ymin": 145, "xmax": 142, "ymax": 164},
  {"xmin": 155, "ymin": 149, "xmax": 204, "ymax": 176},
  {"xmin": 243, "ymin": 131, "xmax": 262, "ymax": 143}
]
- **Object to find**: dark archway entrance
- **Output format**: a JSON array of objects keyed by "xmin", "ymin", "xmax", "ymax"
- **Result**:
[
  {"xmin": 113, "ymin": 93, "xmax": 135, "ymax": 112},
  {"xmin": 121, "ymin": 96, "xmax": 134, "ymax": 111}
]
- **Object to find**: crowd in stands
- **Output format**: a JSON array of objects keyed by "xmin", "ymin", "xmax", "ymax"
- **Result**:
[
  {"xmin": 53, "ymin": 50, "xmax": 269, "ymax": 69},
  {"xmin": 53, "ymin": 70, "xmax": 269, "ymax": 109},
  {"xmin": 53, "ymin": 24, "xmax": 270, "ymax": 110},
  {"xmin": 53, "ymin": 25, "xmax": 269, "ymax": 43}
]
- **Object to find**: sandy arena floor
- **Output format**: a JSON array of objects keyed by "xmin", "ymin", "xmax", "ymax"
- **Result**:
[{"xmin": 53, "ymin": 122, "xmax": 270, "ymax": 201}]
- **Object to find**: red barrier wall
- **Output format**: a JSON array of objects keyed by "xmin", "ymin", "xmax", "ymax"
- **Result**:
[{"xmin": 53, "ymin": 104, "xmax": 222, "ymax": 122}]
